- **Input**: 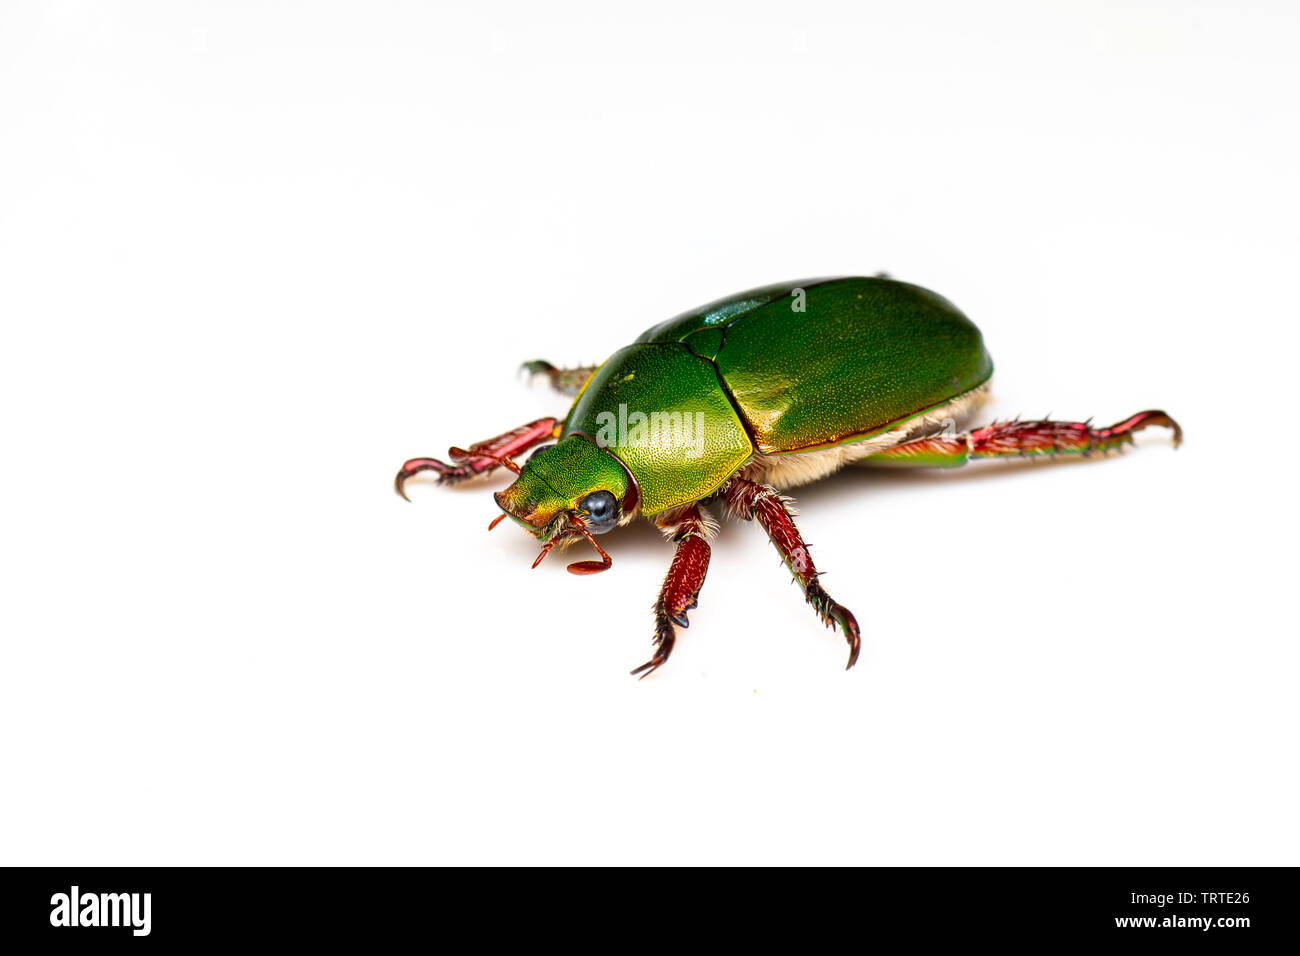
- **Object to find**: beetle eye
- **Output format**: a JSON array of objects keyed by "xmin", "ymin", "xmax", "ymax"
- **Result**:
[
  {"xmin": 527, "ymin": 443, "xmax": 555, "ymax": 462},
  {"xmin": 577, "ymin": 490, "xmax": 618, "ymax": 533}
]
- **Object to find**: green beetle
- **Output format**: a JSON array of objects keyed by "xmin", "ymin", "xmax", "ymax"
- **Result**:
[{"xmin": 396, "ymin": 276, "xmax": 1181, "ymax": 676}]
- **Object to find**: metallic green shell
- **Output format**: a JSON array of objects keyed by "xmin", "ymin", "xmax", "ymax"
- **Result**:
[
  {"xmin": 565, "ymin": 276, "xmax": 994, "ymax": 514},
  {"xmin": 562, "ymin": 343, "xmax": 753, "ymax": 515},
  {"xmin": 641, "ymin": 277, "xmax": 993, "ymax": 454},
  {"xmin": 636, "ymin": 279, "xmax": 814, "ymax": 344}
]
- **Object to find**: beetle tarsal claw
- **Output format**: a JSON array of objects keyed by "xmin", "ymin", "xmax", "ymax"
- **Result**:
[
  {"xmin": 630, "ymin": 636, "xmax": 673, "ymax": 679},
  {"xmin": 632, "ymin": 613, "xmax": 680, "ymax": 679},
  {"xmin": 393, "ymin": 457, "xmax": 457, "ymax": 500},
  {"xmin": 838, "ymin": 607, "xmax": 862, "ymax": 669},
  {"xmin": 630, "ymin": 657, "xmax": 664, "ymax": 679},
  {"xmin": 519, "ymin": 360, "xmax": 557, "ymax": 382},
  {"xmin": 1104, "ymin": 409, "xmax": 1184, "ymax": 450},
  {"xmin": 804, "ymin": 577, "xmax": 860, "ymax": 669}
]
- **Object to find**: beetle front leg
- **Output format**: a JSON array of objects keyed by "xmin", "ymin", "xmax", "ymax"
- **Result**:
[
  {"xmin": 395, "ymin": 416, "xmax": 559, "ymax": 499},
  {"xmin": 631, "ymin": 505, "xmax": 714, "ymax": 679},
  {"xmin": 520, "ymin": 360, "xmax": 600, "ymax": 396},
  {"xmin": 863, "ymin": 409, "xmax": 1182, "ymax": 468},
  {"xmin": 722, "ymin": 477, "xmax": 861, "ymax": 669}
]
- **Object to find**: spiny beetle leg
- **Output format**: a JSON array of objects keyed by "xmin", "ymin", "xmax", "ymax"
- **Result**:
[
  {"xmin": 631, "ymin": 505, "xmax": 713, "ymax": 679},
  {"xmin": 722, "ymin": 477, "xmax": 861, "ymax": 670},
  {"xmin": 863, "ymin": 409, "xmax": 1183, "ymax": 468},
  {"xmin": 519, "ymin": 360, "xmax": 599, "ymax": 397},
  {"xmin": 394, "ymin": 416, "xmax": 558, "ymax": 499}
]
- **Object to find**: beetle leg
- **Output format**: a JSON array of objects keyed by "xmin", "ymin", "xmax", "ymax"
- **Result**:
[
  {"xmin": 630, "ymin": 505, "xmax": 714, "ymax": 678},
  {"xmin": 520, "ymin": 360, "xmax": 599, "ymax": 396},
  {"xmin": 721, "ymin": 477, "xmax": 861, "ymax": 670},
  {"xmin": 862, "ymin": 409, "xmax": 1183, "ymax": 467},
  {"xmin": 394, "ymin": 416, "xmax": 559, "ymax": 499}
]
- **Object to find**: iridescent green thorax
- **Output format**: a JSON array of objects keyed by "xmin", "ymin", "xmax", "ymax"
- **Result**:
[{"xmin": 562, "ymin": 343, "xmax": 753, "ymax": 516}]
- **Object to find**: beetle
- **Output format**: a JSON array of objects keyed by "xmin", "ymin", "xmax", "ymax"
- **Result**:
[{"xmin": 395, "ymin": 276, "xmax": 1181, "ymax": 676}]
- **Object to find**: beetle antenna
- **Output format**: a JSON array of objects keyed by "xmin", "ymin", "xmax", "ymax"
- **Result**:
[
  {"xmin": 528, "ymin": 516, "xmax": 613, "ymax": 574},
  {"xmin": 565, "ymin": 514, "xmax": 613, "ymax": 575}
]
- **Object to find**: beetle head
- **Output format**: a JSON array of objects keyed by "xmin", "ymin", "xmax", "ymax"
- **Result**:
[{"xmin": 494, "ymin": 435, "xmax": 639, "ymax": 573}]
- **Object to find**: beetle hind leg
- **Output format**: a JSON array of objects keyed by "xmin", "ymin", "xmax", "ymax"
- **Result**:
[
  {"xmin": 722, "ymin": 477, "xmax": 861, "ymax": 669},
  {"xmin": 631, "ymin": 505, "xmax": 714, "ymax": 678},
  {"xmin": 862, "ymin": 409, "xmax": 1182, "ymax": 468}
]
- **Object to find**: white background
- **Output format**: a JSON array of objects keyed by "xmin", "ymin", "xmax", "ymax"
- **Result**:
[{"xmin": 2, "ymin": 1, "xmax": 1297, "ymax": 865}]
